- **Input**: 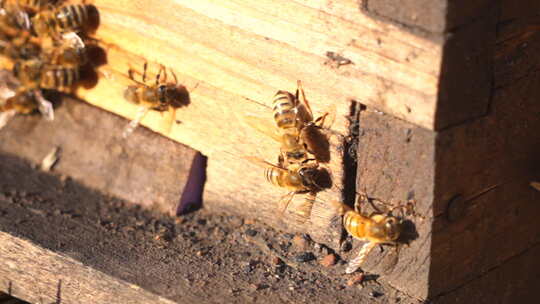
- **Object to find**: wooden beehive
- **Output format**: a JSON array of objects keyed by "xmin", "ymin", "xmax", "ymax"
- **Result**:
[{"xmin": 0, "ymin": 0, "xmax": 539, "ymax": 303}]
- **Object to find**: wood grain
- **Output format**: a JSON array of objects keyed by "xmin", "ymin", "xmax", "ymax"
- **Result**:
[
  {"xmin": 0, "ymin": 100, "xmax": 198, "ymax": 216},
  {"xmin": 79, "ymin": 0, "xmax": 444, "ymax": 128}
]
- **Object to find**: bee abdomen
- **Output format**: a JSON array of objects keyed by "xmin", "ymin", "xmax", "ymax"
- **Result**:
[
  {"xmin": 272, "ymin": 91, "xmax": 297, "ymax": 129},
  {"xmin": 41, "ymin": 66, "xmax": 79, "ymax": 89},
  {"xmin": 56, "ymin": 4, "xmax": 90, "ymax": 31},
  {"xmin": 343, "ymin": 211, "xmax": 367, "ymax": 239},
  {"xmin": 264, "ymin": 167, "xmax": 283, "ymax": 187}
]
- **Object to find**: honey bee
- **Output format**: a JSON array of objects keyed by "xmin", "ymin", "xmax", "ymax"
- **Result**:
[
  {"xmin": 244, "ymin": 80, "xmax": 334, "ymax": 166},
  {"xmin": 32, "ymin": 4, "xmax": 93, "ymax": 43},
  {"xmin": 331, "ymin": 199, "xmax": 402, "ymax": 274},
  {"xmin": 13, "ymin": 58, "xmax": 80, "ymax": 91},
  {"xmin": 245, "ymin": 156, "xmax": 324, "ymax": 216},
  {"xmin": 0, "ymin": 35, "xmax": 41, "ymax": 60},
  {"xmin": 0, "ymin": 69, "xmax": 53, "ymax": 128},
  {"xmin": 122, "ymin": 63, "xmax": 189, "ymax": 138}
]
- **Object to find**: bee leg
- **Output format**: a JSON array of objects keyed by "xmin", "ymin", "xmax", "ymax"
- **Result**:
[
  {"xmin": 171, "ymin": 70, "xmax": 178, "ymax": 85},
  {"xmin": 278, "ymin": 191, "xmax": 296, "ymax": 213},
  {"xmin": 142, "ymin": 62, "xmax": 148, "ymax": 83},
  {"xmin": 161, "ymin": 65, "xmax": 168, "ymax": 83},
  {"xmin": 296, "ymin": 79, "xmax": 313, "ymax": 118},
  {"xmin": 34, "ymin": 90, "xmax": 54, "ymax": 121}
]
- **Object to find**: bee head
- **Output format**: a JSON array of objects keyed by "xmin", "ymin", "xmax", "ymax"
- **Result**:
[{"xmin": 382, "ymin": 216, "xmax": 401, "ymax": 241}]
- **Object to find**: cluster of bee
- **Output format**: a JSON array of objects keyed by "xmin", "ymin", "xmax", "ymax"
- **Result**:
[
  {"xmin": 0, "ymin": 0, "xmax": 98, "ymax": 128},
  {"xmin": 247, "ymin": 81, "xmax": 416, "ymax": 274},
  {"xmin": 245, "ymin": 80, "xmax": 334, "ymax": 223}
]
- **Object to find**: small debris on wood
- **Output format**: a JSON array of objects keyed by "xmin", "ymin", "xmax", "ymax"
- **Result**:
[
  {"xmin": 40, "ymin": 146, "xmax": 60, "ymax": 171},
  {"xmin": 294, "ymin": 252, "xmax": 316, "ymax": 263},
  {"xmin": 325, "ymin": 51, "xmax": 354, "ymax": 68},
  {"xmin": 245, "ymin": 229, "xmax": 258, "ymax": 237},
  {"xmin": 292, "ymin": 234, "xmax": 310, "ymax": 251},
  {"xmin": 347, "ymin": 273, "xmax": 365, "ymax": 287},
  {"xmin": 319, "ymin": 254, "xmax": 337, "ymax": 267},
  {"xmin": 271, "ymin": 256, "xmax": 282, "ymax": 266}
]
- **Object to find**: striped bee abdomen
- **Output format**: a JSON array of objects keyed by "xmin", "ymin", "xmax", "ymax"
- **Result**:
[
  {"xmin": 55, "ymin": 4, "xmax": 90, "ymax": 31},
  {"xmin": 40, "ymin": 66, "xmax": 79, "ymax": 89},
  {"xmin": 272, "ymin": 91, "xmax": 298, "ymax": 130}
]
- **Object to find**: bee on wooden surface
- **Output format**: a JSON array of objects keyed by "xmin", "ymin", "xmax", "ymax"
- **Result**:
[
  {"xmin": 0, "ymin": 69, "xmax": 53, "ymax": 128},
  {"xmin": 244, "ymin": 80, "xmax": 334, "ymax": 166},
  {"xmin": 32, "ymin": 4, "xmax": 94, "ymax": 43},
  {"xmin": 13, "ymin": 58, "xmax": 80, "ymax": 91},
  {"xmin": 122, "ymin": 63, "xmax": 190, "ymax": 138},
  {"xmin": 245, "ymin": 156, "xmax": 326, "ymax": 217},
  {"xmin": 330, "ymin": 199, "xmax": 402, "ymax": 274}
]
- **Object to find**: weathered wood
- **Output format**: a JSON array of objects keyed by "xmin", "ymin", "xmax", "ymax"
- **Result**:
[
  {"xmin": 432, "ymin": 243, "xmax": 540, "ymax": 304},
  {"xmin": 353, "ymin": 13, "xmax": 540, "ymax": 300},
  {"xmin": 361, "ymin": 0, "xmax": 493, "ymax": 34},
  {"xmin": 76, "ymin": 0, "xmax": 445, "ymax": 130},
  {"xmin": 0, "ymin": 155, "xmax": 416, "ymax": 304},
  {"xmin": 0, "ymin": 100, "xmax": 198, "ymax": 216}
]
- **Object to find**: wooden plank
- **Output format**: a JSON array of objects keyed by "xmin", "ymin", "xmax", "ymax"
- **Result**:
[
  {"xmin": 353, "ymin": 28, "xmax": 540, "ymax": 300},
  {"xmin": 0, "ymin": 100, "xmax": 198, "ymax": 216},
  {"xmin": 362, "ymin": 0, "xmax": 493, "ymax": 33},
  {"xmin": 354, "ymin": 109, "xmax": 435, "ymax": 299},
  {"xmin": 0, "ymin": 155, "xmax": 416, "ymax": 304},
  {"xmin": 432, "ymin": 243, "xmax": 540, "ymax": 304},
  {"xmin": 68, "ymin": 0, "xmax": 444, "ymax": 131}
]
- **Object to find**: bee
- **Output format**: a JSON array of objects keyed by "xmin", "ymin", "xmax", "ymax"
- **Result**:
[
  {"xmin": 122, "ymin": 63, "xmax": 189, "ymax": 138},
  {"xmin": 32, "ymin": 4, "xmax": 93, "ymax": 44},
  {"xmin": 244, "ymin": 80, "xmax": 334, "ymax": 166},
  {"xmin": 245, "ymin": 156, "xmax": 324, "ymax": 217},
  {"xmin": 0, "ymin": 69, "xmax": 53, "ymax": 129},
  {"xmin": 13, "ymin": 58, "xmax": 80, "ymax": 91},
  {"xmin": 331, "ymin": 199, "xmax": 402, "ymax": 274},
  {"xmin": 0, "ymin": 35, "xmax": 41, "ymax": 60}
]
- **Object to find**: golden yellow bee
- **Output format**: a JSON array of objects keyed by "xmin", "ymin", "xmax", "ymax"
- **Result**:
[
  {"xmin": 122, "ymin": 63, "xmax": 190, "ymax": 138},
  {"xmin": 330, "ymin": 199, "xmax": 402, "ymax": 274},
  {"xmin": 245, "ymin": 156, "xmax": 325, "ymax": 218},
  {"xmin": 13, "ymin": 57, "xmax": 80, "ymax": 91},
  {"xmin": 244, "ymin": 80, "xmax": 334, "ymax": 166},
  {"xmin": 32, "ymin": 4, "xmax": 94, "ymax": 38}
]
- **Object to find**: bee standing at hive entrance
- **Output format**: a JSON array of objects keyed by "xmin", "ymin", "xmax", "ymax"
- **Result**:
[
  {"xmin": 274, "ymin": 80, "xmax": 334, "ymax": 164},
  {"xmin": 330, "ymin": 198, "xmax": 402, "ymax": 274},
  {"xmin": 244, "ymin": 156, "xmax": 325, "ymax": 221},
  {"xmin": 245, "ymin": 80, "xmax": 334, "ymax": 167},
  {"xmin": 122, "ymin": 62, "xmax": 189, "ymax": 138}
]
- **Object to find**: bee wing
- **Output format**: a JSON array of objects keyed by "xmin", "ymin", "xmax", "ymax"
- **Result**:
[
  {"xmin": 62, "ymin": 32, "xmax": 85, "ymax": 49},
  {"xmin": 122, "ymin": 106, "xmax": 149, "ymax": 138},
  {"xmin": 345, "ymin": 242, "xmax": 377, "ymax": 274},
  {"xmin": 34, "ymin": 90, "xmax": 54, "ymax": 121},
  {"xmin": 242, "ymin": 156, "xmax": 285, "ymax": 170},
  {"xmin": 242, "ymin": 113, "xmax": 282, "ymax": 143},
  {"xmin": 0, "ymin": 69, "xmax": 20, "ymax": 101},
  {"xmin": 277, "ymin": 191, "xmax": 296, "ymax": 213},
  {"xmin": 530, "ymin": 182, "xmax": 540, "ymax": 192},
  {"xmin": 0, "ymin": 109, "xmax": 16, "ymax": 130}
]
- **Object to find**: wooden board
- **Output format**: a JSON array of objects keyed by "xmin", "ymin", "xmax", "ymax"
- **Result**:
[
  {"xmin": 0, "ymin": 155, "xmax": 417, "ymax": 304},
  {"xmin": 361, "ymin": 0, "xmax": 493, "ymax": 34},
  {"xmin": 0, "ymin": 100, "xmax": 198, "ymax": 216},
  {"xmin": 76, "ymin": 0, "xmax": 444, "ymax": 130},
  {"xmin": 352, "ymin": 12, "xmax": 540, "ymax": 300}
]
